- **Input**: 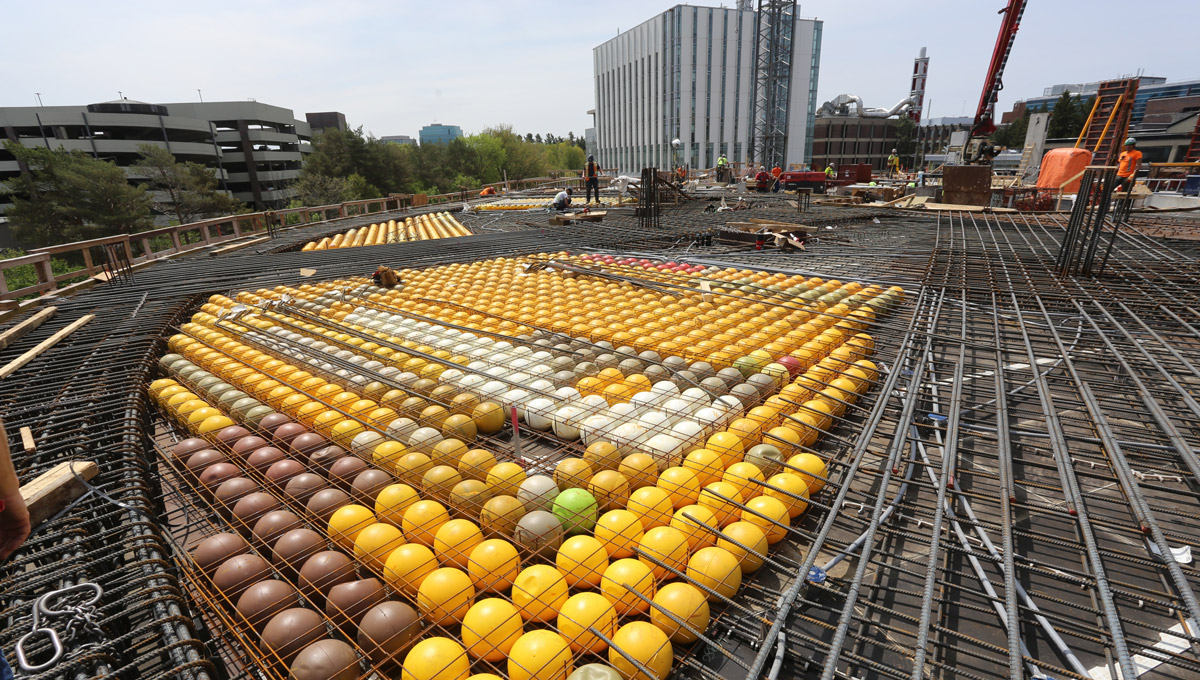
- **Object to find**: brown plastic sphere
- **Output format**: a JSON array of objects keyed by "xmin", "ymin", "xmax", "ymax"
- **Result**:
[
  {"xmin": 232, "ymin": 435, "xmax": 270, "ymax": 459},
  {"xmin": 247, "ymin": 446, "xmax": 288, "ymax": 471},
  {"xmin": 253, "ymin": 510, "xmax": 305, "ymax": 548},
  {"xmin": 216, "ymin": 425, "xmax": 252, "ymax": 447},
  {"xmin": 258, "ymin": 413, "xmax": 295, "ymax": 435},
  {"xmin": 298, "ymin": 551, "xmax": 357, "ymax": 601},
  {"xmin": 236, "ymin": 579, "xmax": 299, "ymax": 631},
  {"xmin": 357, "ymin": 601, "xmax": 422, "ymax": 665},
  {"xmin": 215, "ymin": 478, "xmax": 260, "ymax": 513},
  {"xmin": 185, "ymin": 449, "xmax": 226, "ymax": 476},
  {"xmin": 212, "ymin": 553, "xmax": 271, "ymax": 600},
  {"xmin": 325, "ymin": 578, "xmax": 387, "ymax": 627},
  {"xmin": 172, "ymin": 437, "xmax": 210, "ymax": 460},
  {"xmin": 193, "ymin": 532, "xmax": 249, "ymax": 572},
  {"xmin": 273, "ymin": 528, "xmax": 327, "ymax": 572},
  {"xmin": 329, "ymin": 457, "xmax": 370, "ymax": 490},
  {"xmin": 261, "ymin": 608, "xmax": 325, "ymax": 665},
  {"xmin": 232, "ymin": 493, "xmax": 282, "ymax": 532},
  {"xmin": 273, "ymin": 423, "xmax": 310, "ymax": 447},
  {"xmin": 309, "ymin": 445, "xmax": 348, "ymax": 473},
  {"xmin": 284, "ymin": 474, "xmax": 330, "ymax": 504},
  {"xmin": 199, "ymin": 462, "xmax": 241, "ymax": 492},
  {"xmin": 288, "ymin": 639, "xmax": 360, "ymax": 680},
  {"xmin": 307, "ymin": 489, "xmax": 352, "ymax": 523},
  {"xmin": 266, "ymin": 459, "xmax": 306, "ymax": 486},
  {"xmin": 351, "ymin": 469, "xmax": 393, "ymax": 504},
  {"xmin": 291, "ymin": 432, "xmax": 330, "ymax": 458}
]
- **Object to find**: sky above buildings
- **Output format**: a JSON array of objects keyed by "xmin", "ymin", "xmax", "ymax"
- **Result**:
[{"xmin": 3, "ymin": 0, "xmax": 1192, "ymax": 138}]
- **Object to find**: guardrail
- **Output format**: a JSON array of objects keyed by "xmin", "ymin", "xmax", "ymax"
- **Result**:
[{"xmin": 0, "ymin": 195, "xmax": 404, "ymax": 300}]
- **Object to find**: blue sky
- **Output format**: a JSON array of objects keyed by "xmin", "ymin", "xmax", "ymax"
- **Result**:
[{"xmin": 2, "ymin": 1, "xmax": 1193, "ymax": 138}]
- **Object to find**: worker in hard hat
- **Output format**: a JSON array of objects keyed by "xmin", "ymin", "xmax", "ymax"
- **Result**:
[
  {"xmin": 1115, "ymin": 138, "xmax": 1142, "ymax": 193},
  {"xmin": 770, "ymin": 165, "xmax": 783, "ymax": 192},
  {"xmin": 583, "ymin": 155, "xmax": 600, "ymax": 204},
  {"xmin": 676, "ymin": 166, "xmax": 688, "ymax": 186},
  {"xmin": 716, "ymin": 153, "xmax": 729, "ymax": 182},
  {"xmin": 479, "ymin": 186, "xmax": 496, "ymax": 197},
  {"xmin": 887, "ymin": 149, "xmax": 901, "ymax": 178},
  {"xmin": 825, "ymin": 163, "xmax": 836, "ymax": 179},
  {"xmin": 754, "ymin": 166, "xmax": 771, "ymax": 193},
  {"xmin": 552, "ymin": 187, "xmax": 573, "ymax": 210}
]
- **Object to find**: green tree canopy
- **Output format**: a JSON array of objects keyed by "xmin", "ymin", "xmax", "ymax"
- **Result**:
[
  {"xmin": 0, "ymin": 142, "xmax": 152, "ymax": 247},
  {"xmin": 132, "ymin": 144, "xmax": 243, "ymax": 224}
]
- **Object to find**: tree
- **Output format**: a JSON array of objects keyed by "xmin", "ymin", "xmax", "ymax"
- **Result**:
[
  {"xmin": 991, "ymin": 106, "xmax": 1030, "ymax": 149},
  {"xmin": 0, "ymin": 142, "xmax": 152, "ymax": 247},
  {"xmin": 535, "ymin": 134, "xmax": 544, "ymax": 145},
  {"xmin": 132, "ymin": 144, "xmax": 242, "ymax": 224},
  {"xmin": 292, "ymin": 173, "xmax": 349, "ymax": 205},
  {"xmin": 1046, "ymin": 92, "xmax": 1093, "ymax": 140}
]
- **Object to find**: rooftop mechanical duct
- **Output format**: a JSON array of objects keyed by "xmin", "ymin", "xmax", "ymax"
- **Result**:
[{"xmin": 818, "ymin": 93, "xmax": 917, "ymax": 118}]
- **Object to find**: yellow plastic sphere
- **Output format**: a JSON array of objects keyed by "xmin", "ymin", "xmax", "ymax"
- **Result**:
[
  {"xmin": 686, "ymin": 546, "xmax": 743, "ymax": 601},
  {"xmin": 556, "ymin": 535, "xmax": 609, "ymax": 589},
  {"xmin": 651, "ymin": 582, "xmax": 711, "ymax": 643},
  {"xmin": 375, "ymin": 483, "xmax": 419, "ymax": 526},
  {"xmin": 508, "ymin": 630, "xmax": 573, "ymax": 680},
  {"xmin": 459, "ymin": 448, "xmax": 498, "ymax": 481},
  {"xmin": 588, "ymin": 470, "xmax": 632, "ymax": 512},
  {"xmin": 402, "ymin": 500, "xmax": 450, "ymax": 547},
  {"xmin": 372, "ymin": 441, "xmax": 409, "ymax": 472},
  {"xmin": 476, "ymin": 493, "xmax": 522, "ymax": 535},
  {"xmin": 442, "ymin": 413, "xmax": 479, "ymax": 442},
  {"xmin": 557, "ymin": 592, "xmax": 617, "ymax": 653},
  {"xmin": 353, "ymin": 522, "xmax": 405, "ymax": 571},
  {"xmin": 472, "ymin": 402, "xmax": 506, "ymax": 434},
  {"xmin": 717, "ymin": 521, "xmax": 768, "ymax": 573},
  {"xmin": 638, "ymin": 526, "xmax": 689, "ymax": 580},
  {"xmin": 417, "ymin": 566, "xmax": 475, "ymax": 625},
  {"xmin": 434, "ymin": 519, "xmax": 484, "ymax": 569},
  {"xmin": 402, "ymin": 636, "xmax": 469, "ymax": 680},
  {"xmin": 722, "ymin": 462, "xmax": 766, "ymax": 502},
  {"xmin": 763, "ymin": 472, "xmax": 810, "ymax": 518},
  {"xmin": 698, "ymin": 482, "xmax": 744, "ymax": 527},
  {"xmin": 468, "ymin": 538, "xmax": 521, "ymax": 593},
  {"xmin": 396, "ymin": 452, "xmax": 434, "ymax": 487},
  {"xmin": 422, "ymin": 465, "xmax": 463, "ymax": 503},
  {"xmin": 554, "ymin": 457, "xmax": 593, "ymax": 490},
  {"xmin": 511, "ymin": 565, "xmax": 569, "ymax": 623},
  {"xmin": 618, "ymin": 453, "xmax": 659, "ymax": 490},
  {"xmin": 627, "ymin": 486, "xmax": 674, "ymax": 530},
  {"xmin": 330, "ymin": 419, "xmax": 365, "ymax": 447},
  {"xmin": 462, "ymin": 597, "xmax": 524, "ymax": 662},
  {"xmin": 327, "ymin": 503, "xmax": 376, "ymax": 549},
  {"xmin": 432, "ymin": 438, "xmax": 470, "ymax": 468},
  {"xmin": 656, "ymin": 466, "xmax": 701, "ymax": 509},
  {"xmin": 197, "ymin": 414, "xmax": 234, "ymax": 434},
  {"xmin": 683, "ymin": 449, "xmax": 725, "ymax": 487},
  {"xmin": 384, "ymin": 543, "xmax": 438, "ymax": 597},
  {"xmin": 742, "ymin": 495, "xmax": 791, "ymax": 544},
  {"xmin": 487, "ymin": 462, "xmax": 527, "ymax": 497},
  {"xmin": 594, "ymin": 509, "xmax": 645, "ymax": 559},
  {"xmin": 608, "ymin": 622, "xmax": 673, "ymax": 680},
  {"xmin": 787, "ymin": 452, "xmax": 828, "ymax": 494},
  {"xmin": 600, "ymin": 558, "xmax": 656, "ymax": 616},
  {"xmin": 670, "ymin": 504, "xmax": 718, "ymax": 551},
  {"xmin": 584, "ymin": 441, "xmax": 622, "ymax": 472},
  {"xmin": 705, "ymin": 431, "xmax": 745, "ymax": 467}
]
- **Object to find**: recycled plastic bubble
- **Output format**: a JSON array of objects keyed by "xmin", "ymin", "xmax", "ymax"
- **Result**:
[{"xmin": 552, "ymin": 488, "xmax": 599, "ymax": 535}]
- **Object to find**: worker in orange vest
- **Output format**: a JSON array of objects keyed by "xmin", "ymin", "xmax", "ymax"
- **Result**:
[
  {"xmin": 584, "ymin": 155, "xmax": 600, "ymax": 204},
  {"xmin": 479, "ymin": 186, "xmax": 496, "ymax": 197},
  {"xmin": 1115, "ymin": 138, "xmax": 1142, "ymax": 193},
  {"xmin": 770, "ymin": 165, "xmax": 783, "ymax": 192}
]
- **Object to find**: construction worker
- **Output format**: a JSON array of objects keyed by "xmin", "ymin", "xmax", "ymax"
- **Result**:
[
  {"xmin": 1116, "ymin": 137, "xmax": 1142, "ymax": 193},
  {"xmin": 716, "ymin": 153, "xmax": 728, "ymax": 182},
  {"xmin": 754, "ymin": 166, "xmax": 771, "ymax": 193},
  {"xmin": 479, "ymin": 186, "xmax": 496, "ymax": 197},
  {"xmin": 583, "ymin": 155, "xmax": 600, "ymax": 204},
  {"xmin": 552, "ymin": 187, "xmax": 573, "ymax": 210},
  {"xmin": 676, "ymin": 166, "xmax": 688, "ymax": 185},
  {"xmin": 770, "ymin": 165, "xmax": 783, "ymax": 192},
  {"xmin": 887, "ymin": 149, "xmax": 900, "ymax": 178},
  {"xmin": 372, "ymin": 265, "xmax": 401, "ymax": 288},
  {"xmin": 825, "ymin": 163, "xmax": 836, "ymax": 179}
]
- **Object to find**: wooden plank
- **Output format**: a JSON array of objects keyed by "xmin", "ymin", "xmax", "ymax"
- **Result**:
[
  {"xmin": 922, "ymin": 202, "xmax": 1017, "ymax": 213},
  {"xmin": 20, "ymin": 460, "xmax": 100, "ymax": 529},
  {"xmin": 19, "ymin": 427, "xmax": 35, "ymax": 453},
  {"xmin": 0, "ymin": 314, "xmax": 94, "ymax": 380},
  {"xmin": 0, "ymin": 306, "xmax": 57, "ymax": 352},
  {"xmin": 210, "ymin": 235, "xmax": 271, "ymax": 256}
]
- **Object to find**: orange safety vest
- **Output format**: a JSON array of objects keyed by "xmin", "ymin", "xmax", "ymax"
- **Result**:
[
  {"xmin": 480, "ymin": 187, "xmax": 496, "ymax": 196},
  {"xmin": 1117, "ymin": 149, "xmax": 1142, "ymax": 178},
  {"xmin": 771, "ymin": 167, "xmax": 782, "ymax": 178},
  {"xmin": 585, "ymin": 162, "xmax": 598, "ymax": 180}
]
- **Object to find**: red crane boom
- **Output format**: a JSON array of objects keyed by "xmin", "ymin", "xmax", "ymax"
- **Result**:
[{"xmin": 971, "ymin": 0, "xmax": 1027, "ymax": 138}]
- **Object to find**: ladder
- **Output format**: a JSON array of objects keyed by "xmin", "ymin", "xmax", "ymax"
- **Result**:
[
  {"xmin": 1185, "ymin": 114, "xmax": 1200, "ymax": 163},
  {"xmin": 1077, "ymin": 78, "xmax": 1139, "ymax": 166},
  {"xmin": 1015, "ymin": 142, "xmax": 1036, "ymax": 180}
]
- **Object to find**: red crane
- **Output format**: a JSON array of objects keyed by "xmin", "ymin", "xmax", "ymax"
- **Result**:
[{"xmin": 970, "ymin": 0, "xmax": 1028, "ymax": 140}]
